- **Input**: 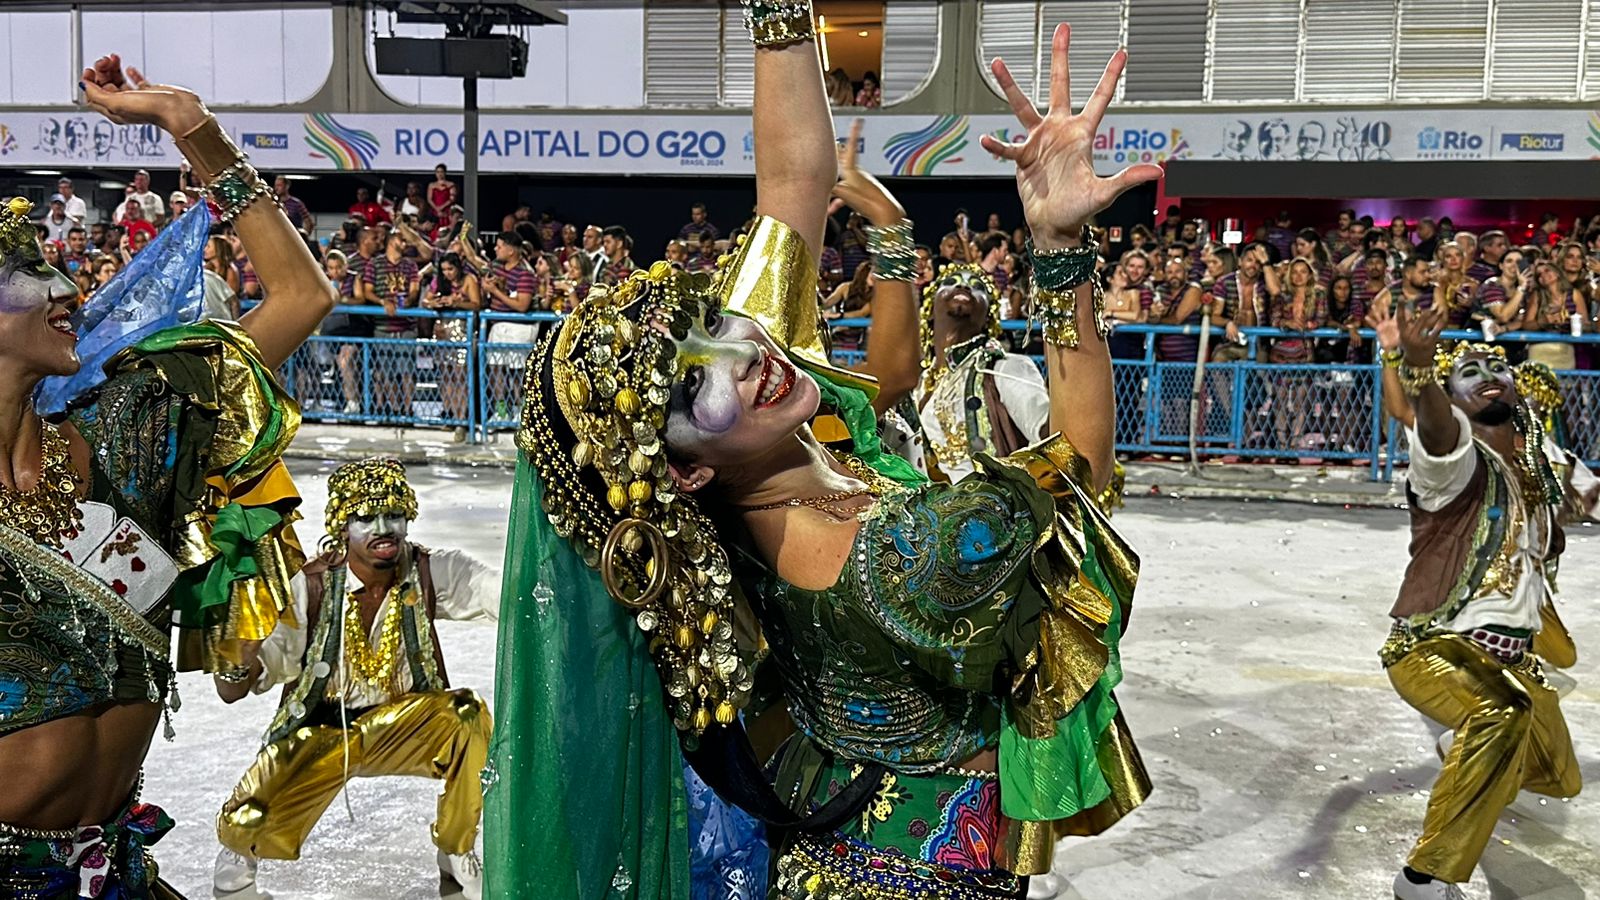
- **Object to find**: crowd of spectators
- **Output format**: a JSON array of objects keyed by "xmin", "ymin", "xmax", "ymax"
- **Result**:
[{"xmin": 30, "ymin": 165, "xmax": 1600, "ymax": 449}]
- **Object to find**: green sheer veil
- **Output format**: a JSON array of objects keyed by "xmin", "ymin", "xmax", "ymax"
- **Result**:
[{"xmin": 483, "ymin": 460, "xmax": 689, "ymax": 899}]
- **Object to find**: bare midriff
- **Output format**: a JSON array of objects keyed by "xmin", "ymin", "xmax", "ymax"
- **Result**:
[{"xmin": 0, "ymin": 700, "xmax": 159, "ymax": 829}]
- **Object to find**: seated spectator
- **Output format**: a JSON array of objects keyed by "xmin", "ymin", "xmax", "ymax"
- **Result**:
[
  {"xmin": 1471, "ymin": 229, "xmax": 1508, "ymax": 283},
  {"xmin": 169, "ymin": 191, "xmax": 191, "ymax": 222},
  {"xmin": 826, "ymin": 68, "xmax": 854, "ymax": 106},
  {"xmin": 1413, "ymin": 217, "xmax": 1440, "ymax": 260},
  {"xmin": 349, "ymin": 186, "xmax": 391, "ymax": 226},
  {"xmin": 855, "ymin": 70, "xmax": 881, "ymax": 108},
  {"xmin": 1103, "ymin": 262, "xmax": 1148, "ymax": 359},
  {"xmin": 677, "ymin": 202, "xmax": 720, "ymax": 242},
  {"xmin": 89, "ymin": 256, "xmax": 120, "ymax": 295},
  {"xmin": 599, "ymin": 225, "xmax": 638, "ymax": 285},
  {"xmin": 128, "ymin": 228, "xmax": 153, "ymax": 257},
  {"xmin": 555, "ymin": 223, "xmax": 583, "ymax": 269},
  {"xmin": 41, "ymin": 240, "xmax": 65, "ymax": 274}
]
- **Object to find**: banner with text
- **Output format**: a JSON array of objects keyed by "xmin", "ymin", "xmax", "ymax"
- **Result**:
[{"xmin": 0, "ymin": 107, "xmax": 1595, "ymax": 176}]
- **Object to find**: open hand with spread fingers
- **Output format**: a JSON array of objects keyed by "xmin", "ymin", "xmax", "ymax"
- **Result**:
[
  {"xmin": 978, "ymin": 24, "xmax": 1163, "ymax": 251},
  {"xmin": 1397, "ymin": 303, "xmax": 1447, "ymax": 367}
]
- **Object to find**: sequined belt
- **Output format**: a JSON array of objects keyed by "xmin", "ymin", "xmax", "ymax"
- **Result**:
[
  {"xmin": 1465, "ymin": 628, "xmax": 1530, "ymax": 663},
  {"xmin": 774, "ymin": 833, "xmax": 1024, "ymax": 900}
]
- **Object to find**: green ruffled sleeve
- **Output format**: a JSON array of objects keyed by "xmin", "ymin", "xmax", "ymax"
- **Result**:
[{"xmin": 972, "ymin": 435, "xmax": 1150, "ymax": 874}]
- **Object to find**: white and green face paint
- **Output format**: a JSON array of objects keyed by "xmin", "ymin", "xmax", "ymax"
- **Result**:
[
  {"xmin": 1448, "ymin": 353, "xmax": 1517, "ymax": 425},
  {"xmin": 346, "ymin": 511, "xmax": 410, "ymax": 570},
  {"xmin": 0, "ymin": 244, "xmax": 82, "ymax": 378}
]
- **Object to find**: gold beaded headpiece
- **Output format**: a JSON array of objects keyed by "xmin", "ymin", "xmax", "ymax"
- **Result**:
[
  {"xmin": 520, "ymin": 261, "xmax": 749, "ymax": 735},
  {"xmin": 324, "ymin": 457, "xmax": 418, "ymax": 548},
  {"xmin": 920, "ymin": 263, "xmax": 1002, "ymax": 367},
  {"xmin": 1514, "ymin": 360, "xmax": 1563, "ymax": 419},
  {"xmin": 1433, "ymin": 341, "xmax": 1506, "ymax": 382},
  {"xmin": 0, "ymin": 198, "xmax": 42, "ymax": 264}
]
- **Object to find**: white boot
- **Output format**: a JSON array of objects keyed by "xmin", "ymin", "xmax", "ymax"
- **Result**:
[
  {"xmin": 439, "ymin": 848, "xmax": 482, "ymax": 900},
  {"xmin": 213, "ymin": 847, "xmax": 258, "ymax": 894},
  {"xmin": 1027, "ymin": 871, "xmax": 1069, "ymax": 899},
  {"xmin": 1546, "ymin": 666, "xmax": 1577, "ymax": 697},
  {"xmin": 1435, "ymin": 728, "xmax": 1455, "ymax": 761},
  {"xmin": 1392, "ymin": 869, "xmax": 1466, "ymax": 900}
]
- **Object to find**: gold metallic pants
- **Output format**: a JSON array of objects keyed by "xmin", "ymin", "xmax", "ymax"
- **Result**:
[
  {"xmin": 1387, "ymin": 635, "xmax": 1581, "ymax": 883},
  {"xmin": 218, "ymin": 689, "xmax": 492, "ymax": 859}
]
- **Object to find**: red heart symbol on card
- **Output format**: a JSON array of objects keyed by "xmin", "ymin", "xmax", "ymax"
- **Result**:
[
  {"xmin": 111, "ymin": 579, "xmax": 128, "ymax": 595},
  {"xmin": 131, "ymin": 557, "xmax": 146, "ymax": 572}
]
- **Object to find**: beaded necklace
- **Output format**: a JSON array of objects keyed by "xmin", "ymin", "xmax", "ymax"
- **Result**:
[
  {"xmin": 0, "ymin": 421, "xmax": 84, "ymax": 549},
  {"xmin": 342, "ymin": 581, "xmax": 408, "ymax": 691}
]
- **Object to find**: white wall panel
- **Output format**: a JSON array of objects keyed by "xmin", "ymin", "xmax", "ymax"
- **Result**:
[
  {"xmin": 368, "ymin": 5, "xmax": 643, "ymax": 109},
  {"xmin": 1041, "ymin": 1, "xmax": 1124, "ymax": 107},
  {"xmin": 1488, "ymin": 0, "xmax": 1583, "ymax": 98},
  {"xmin": 1302, "ymin": 0, "xmax": 1397, "ymax": 101},
  {"xmin": 2, "ymin": 12, "xmax": 75, "ymax": 104}
]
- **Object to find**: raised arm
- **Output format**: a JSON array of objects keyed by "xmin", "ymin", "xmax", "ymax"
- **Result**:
[
  {"xmin": 1397, "ymin": 304, "xmax": 1457, "ymax": 455},
  {"xmin": 81, "ymin": 56, "xmax": 334, "ymax": 369},
  {"xmin": 750, "ymin": 3, "xmax": 836, "ymax": 259},
  {"xmin": 979, "ymin": 26, "xmax": 1162, "ymax": 491},
  {"xmin": 831, "ymin": 119, "xmax": 919, "ymax": 413}
]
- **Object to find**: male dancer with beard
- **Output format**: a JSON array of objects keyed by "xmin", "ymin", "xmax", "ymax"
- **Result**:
[
  {"xmin": 211, "ymin": 458, "xmax": 497, "ymax": 899},
  {"xmin": 918, "ymin": 263, "xmax": 1050, "ymax": 483},
  {"xmin": 1383, "ymin": 304, "xmax": 1581, "ymax": 900}
]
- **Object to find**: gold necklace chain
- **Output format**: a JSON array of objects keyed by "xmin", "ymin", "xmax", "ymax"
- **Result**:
[
  {"xmin": 0, "ymin": 421, "xmax": 84, "ymax": 549},
  {"xmin": 740, "ymin": 454, "xmax": 893, "ymax": 520},
  {"xmin": 343, "ymin": 583, "xmax": 408, "ymax": 690}
]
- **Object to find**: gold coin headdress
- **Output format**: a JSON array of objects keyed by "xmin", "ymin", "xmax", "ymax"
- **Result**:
[
  {"xmin": 324, "ymin": 457, "xmax": 419, "ymax": 550},
  {"xmin": 920, "ymin": 262, "xmax": 1002, "ymax": 367},
  {"xmin": 520, "ymin": 261, "xmax": 750, "ymax": 735},
  {"xmin": 1433, "ymin": 341, "xmax": 1506, "ymax": 382},
  {"xmin": 0, "ymin": 198, "xmax": 42, "ymax": 264}
]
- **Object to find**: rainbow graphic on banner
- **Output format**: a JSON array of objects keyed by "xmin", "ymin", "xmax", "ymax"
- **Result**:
[
  {"xmin": 1588, "ymin": 110, "xmax": 1600, "ymax": 157},
  {"xmin": 884, "ymin": 115, "xmax": 968, "ymax": 176},
  {"xmin": 304, "ymin": 113, "xmax": 380, "ymax": 170}
]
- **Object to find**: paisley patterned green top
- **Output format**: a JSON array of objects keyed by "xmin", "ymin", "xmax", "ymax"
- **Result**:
[{"xmin": 746, "ymin": 465, "xmax": 1041, "ymax": 774}]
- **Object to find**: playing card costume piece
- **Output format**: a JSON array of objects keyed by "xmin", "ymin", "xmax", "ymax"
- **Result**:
[{"xmin": 0, "ymin": 199, "xmax": 304, "ymax": 898}]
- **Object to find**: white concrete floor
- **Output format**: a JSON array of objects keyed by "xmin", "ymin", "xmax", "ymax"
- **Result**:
[{"xmin": 143, "ymin": 460, "xmax": 1600, "ymax": 899}]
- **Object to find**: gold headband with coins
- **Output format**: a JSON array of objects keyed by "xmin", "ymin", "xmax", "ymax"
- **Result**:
[
  {"xmin": 920, "ymin": 263, "xmax": 1002, "ymax": 367},
  {"xmin": 1433, "ymin": 341, "xmax": 1507, "ymax": 382},
  {"xmin": 519, "ymin": 261, "xmax": 750, "ymax": 735},
  {"xmin": 324, "ymin": 458, "xmax": 418, "ymax": 550}
]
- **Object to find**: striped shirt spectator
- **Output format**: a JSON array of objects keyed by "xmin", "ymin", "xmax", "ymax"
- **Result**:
[{"xmin": 362, "ymin": 252, "xmax": 421, "ymax": 335}]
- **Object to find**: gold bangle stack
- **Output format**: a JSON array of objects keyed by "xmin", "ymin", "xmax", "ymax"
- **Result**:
[
  {"xmin": 1032, "ymin": 280, "xmax": 1109, "ymax": 350},
  {"xmin": 741, "ymin": 0, "xmax": 815, "ymax": 47},
  {"xmin": 175, "ymin": 116, "xmax": 275, "ymax": 223},
  {"xmin": 1380, "ymin": 349, "xmax": 1405, "ymax": 369},
  {"xmin": 1397, "ymin": 362, "xmax": 1441, "ymax": 396}
]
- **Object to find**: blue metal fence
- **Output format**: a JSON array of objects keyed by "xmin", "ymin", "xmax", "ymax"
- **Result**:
[{"xmin": 270, "ymin": 307, "xmax": 1600, "ymax": 480}]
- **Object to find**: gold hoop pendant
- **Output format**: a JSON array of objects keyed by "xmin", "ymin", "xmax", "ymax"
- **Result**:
[{"xmin": 600, "ymin": 517, "xmax": 670, "ymax": 609}]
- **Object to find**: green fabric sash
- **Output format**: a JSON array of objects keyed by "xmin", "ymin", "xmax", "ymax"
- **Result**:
[{"xmin": 484, "ymin": 461, "xmax": 689, "ymax": 899}]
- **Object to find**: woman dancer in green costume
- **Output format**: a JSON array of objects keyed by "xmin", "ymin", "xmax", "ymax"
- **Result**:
[{"xmin": 485, "ymin": 6, "xmax": 1163, "ymax": 897}]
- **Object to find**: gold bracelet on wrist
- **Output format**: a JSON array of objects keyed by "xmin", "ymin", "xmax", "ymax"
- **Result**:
[
  {"xmin": 1397, "ymin": 362, "xmax": 1441, "ymax": 397},
  {"xmin": 173, "ymin": 115, "xmax": 244, "ymax": 182},
  {"xmin": 1032, "ymin": 280, "xmax": 1110, "ymax": 349},
  {"xmin": 741, "ymin": 0, "xmax": 815, "ymax": 47},
  {"xmin": 1380, "ymin": 349, "xmax": 1405, "ymax": 369}
]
